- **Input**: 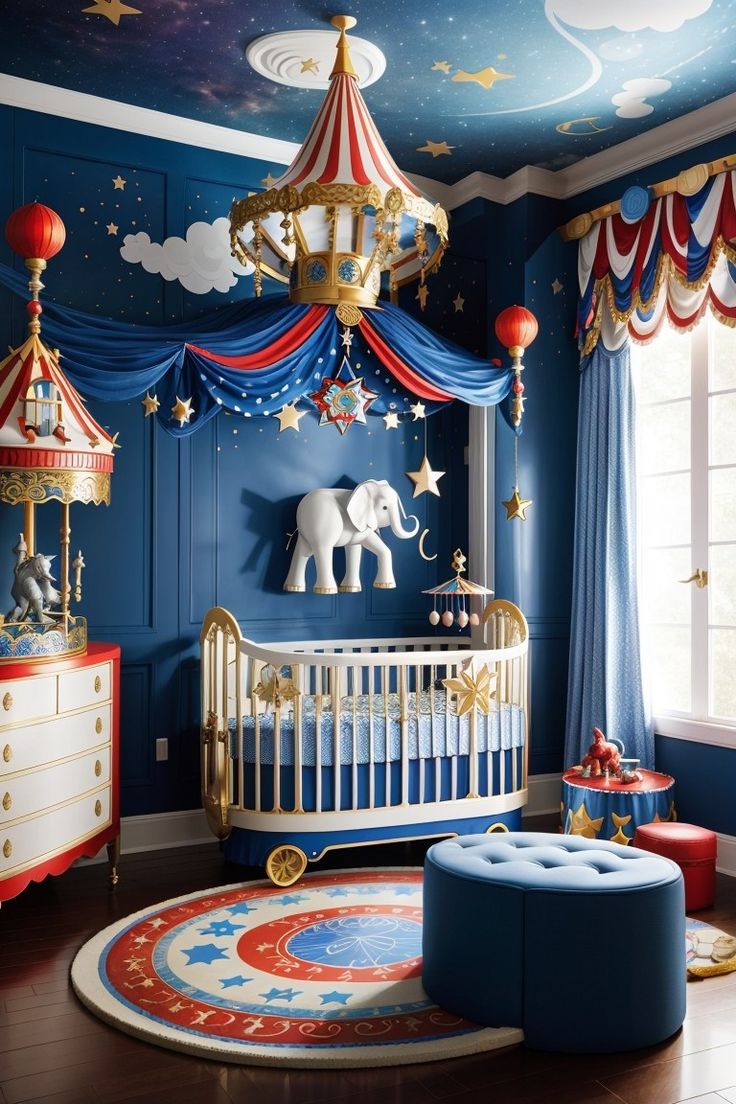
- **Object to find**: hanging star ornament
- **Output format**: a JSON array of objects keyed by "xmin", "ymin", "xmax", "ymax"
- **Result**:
[
  {"xmin": 141, "ymin": 391, "xmax": 160, "ymax": 416},
  {"xmin": 171, "ymin": 395, "xmax": 195, "ymax": 426},
  {"xmin": 409, "ymin": 402, "xmax": 426, "ymax": 420},
  {"xmin": 340, "ymin": 326, "xmax": 354, "ymax": 351},
  {"xmin": 406, "ymin": 455, "xmax": 445, "ymax": 498},
  {"xmin": 502, "ymin": 486, "xmax": 533, "ymax": 520},
  {"xmin": 275, "ymin": 402, "xmax": 306, "ymax": 433},
  {"xmin": 383, "ymin": 411, "xmax": 400, "ymax": 430},
  {"xmin": 308, "ymin": 358, "xmax": 378, "ymax": 436},
  {"xmin": 82, "ymin": 0, "xmax": 141, "ymax": 25}
]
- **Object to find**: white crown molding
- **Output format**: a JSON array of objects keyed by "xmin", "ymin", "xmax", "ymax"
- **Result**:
[{"xmin": 2, "ymin": 73, "xmax": 735, "ymax": 212}]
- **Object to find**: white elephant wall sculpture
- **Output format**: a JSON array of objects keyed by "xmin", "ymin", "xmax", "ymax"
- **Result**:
[{"xmin": 284, "ymin": 479, "xmax": 419, "ymax": 595}]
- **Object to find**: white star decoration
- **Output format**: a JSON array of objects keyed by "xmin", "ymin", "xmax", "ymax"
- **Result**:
[{"xmin": 406, "ymin": 456, "xmax": 445, "ymax": 497}]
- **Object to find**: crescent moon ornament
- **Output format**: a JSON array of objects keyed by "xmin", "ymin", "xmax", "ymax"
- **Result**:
[
  {"xmin": 418, "ymin": 528, "xmax": 438, "ymax": 561},
  {"xmin": 556, "ymin": 117, "xmax": 612, "ymax": 136}
]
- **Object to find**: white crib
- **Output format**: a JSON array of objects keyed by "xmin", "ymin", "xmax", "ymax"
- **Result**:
[{"xmin": 200, "ymin": 600, "xmax": 529, "ymax": 885}]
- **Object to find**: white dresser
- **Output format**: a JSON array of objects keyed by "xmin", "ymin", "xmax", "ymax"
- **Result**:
[{"xmin": 0, "ymin": 642, "xmax": 120, "ymax": 904}]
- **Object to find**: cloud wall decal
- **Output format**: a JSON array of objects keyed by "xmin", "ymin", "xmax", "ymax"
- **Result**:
[{"xmin": 120, "ymin": 216, "xmax": 253, "ymax": 294}]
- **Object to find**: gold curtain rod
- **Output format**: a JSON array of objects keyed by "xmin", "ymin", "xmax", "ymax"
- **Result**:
[{"xmin": 560, "ymin": 153, "xmax": 736, "ymax": 242}]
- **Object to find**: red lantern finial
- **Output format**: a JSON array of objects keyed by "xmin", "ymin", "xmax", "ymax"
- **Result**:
[
  {"xmin": 5, "ymin": 203, "xmax": 66, "ymax": 336},
  {"xmin": 494, "ymin": 305, "xmax": 538, "ymax": 428}
]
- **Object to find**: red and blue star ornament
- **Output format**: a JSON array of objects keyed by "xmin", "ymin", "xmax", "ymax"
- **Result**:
[{"xmin": 308, "ymin": 356, "xmax": 378, "ymax": 435}]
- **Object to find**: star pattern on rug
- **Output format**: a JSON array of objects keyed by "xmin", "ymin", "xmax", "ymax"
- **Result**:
[
  {"xmin": 220, "ymin": 975, "xmax": 253, "ymax": 989},
  {"xmin": 198, "ymin": 920, "xmax": 245, "ymax": 937},
  {"xmin": 227, "ymin": 901, "xmax": 257, "ymax": 915},
  {"xmin": 181, "ymin": 943, "xmax": 229, "ymax": 966},
  {"xmin": 320, "ymin": 991, "xmax": 351, "ymax": 1005},
  {"xmin": 260, "ymin": 987, "xmax": 302, "ymax": 1002}
]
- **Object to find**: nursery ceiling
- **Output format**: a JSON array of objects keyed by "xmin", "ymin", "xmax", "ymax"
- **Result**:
[{"xmin": 2, "ymin": 0, "xmax": 736, "ymax": 182}]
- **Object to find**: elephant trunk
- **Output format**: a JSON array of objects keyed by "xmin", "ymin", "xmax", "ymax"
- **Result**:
[{"xmin": 389, "ymin": 495, "xmax": 420, "ymax": 539}]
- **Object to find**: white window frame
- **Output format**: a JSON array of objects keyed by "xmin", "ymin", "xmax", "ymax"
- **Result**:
[{"xmin": 636, "ymin": 317, "xmax": 736, "ymax": 750}]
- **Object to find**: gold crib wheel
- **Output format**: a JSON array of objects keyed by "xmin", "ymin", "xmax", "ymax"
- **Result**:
[
  {"xmin": 266, "ymin": 845, "xmax": 308, "ymax": 887},
  {"xmin": 486, "ymin": 822, "xmax": 510, "ymax": 833}
]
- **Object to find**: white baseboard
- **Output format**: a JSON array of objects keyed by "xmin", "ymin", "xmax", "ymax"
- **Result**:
[{"xmin": 716, "ymin": 832, "xmax": 736, "ymax": 878}]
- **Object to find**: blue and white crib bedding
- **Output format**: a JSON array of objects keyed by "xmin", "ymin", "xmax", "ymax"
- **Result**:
[{"xmin": 229, "ymin": 690, "xmax": 525, "ymax": 766}]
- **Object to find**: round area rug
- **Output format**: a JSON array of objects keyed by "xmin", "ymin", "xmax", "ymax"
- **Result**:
[
  {"xmin": 71, "ymin": 868, "xmax": 523, "ymax": 1067},
  {"xmin": 687, "ymin": 917, "xmax": 736, "ymax": 979}
]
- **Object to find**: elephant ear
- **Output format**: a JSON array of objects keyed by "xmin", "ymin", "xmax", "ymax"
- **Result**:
[{"xmin": 346, "ymin": 481, "xmax": 378, "ymax": 532}]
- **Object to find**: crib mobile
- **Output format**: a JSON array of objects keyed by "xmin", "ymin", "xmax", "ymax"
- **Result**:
[{"xmin": 423, "ymin": 548, "xmax": 492, "ymax": 628}]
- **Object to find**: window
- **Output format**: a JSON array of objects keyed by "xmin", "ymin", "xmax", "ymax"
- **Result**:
[
  {"xmin": 24, "ymin": 380, "xmax": 63, "ymax": 437},
  {"xmin": 631, "ymin": 316, "xmax": 736, "ymax": 743}
]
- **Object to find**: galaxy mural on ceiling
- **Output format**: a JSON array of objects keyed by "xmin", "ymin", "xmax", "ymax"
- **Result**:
[{"xmin": 1, "ymin": 0, "xmax": 735, "ymax": 181}]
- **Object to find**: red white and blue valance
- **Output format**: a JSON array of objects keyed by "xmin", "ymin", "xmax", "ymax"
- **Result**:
[
  {"xmin": 578, "ymin": 170, "xmax": 736, "ymax": 353},
  {"xmin": 0, "ymin": 262, "xmax": 514, "ymax": 436}
]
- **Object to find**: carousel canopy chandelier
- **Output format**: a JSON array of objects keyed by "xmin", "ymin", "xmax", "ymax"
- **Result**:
[{"xmin": 230, "ymin": 15, "xmax": 449, "ymax": 323}]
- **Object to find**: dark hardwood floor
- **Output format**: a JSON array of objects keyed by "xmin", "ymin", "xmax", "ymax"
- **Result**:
[{"xmin": 1, "ymin": 839, "xmax": 735, "ymax": 1104}]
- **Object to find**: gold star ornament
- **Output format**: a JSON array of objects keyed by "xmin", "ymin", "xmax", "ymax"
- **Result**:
[
  {"xmin": 106, "ymin": 222, "xmax": 119, "ymax": 235},
  {"xmin": 142, "ymin": 391, "xmax": 160, "ymax": 417},
  {"xmin": 275, "ymin": 403, "xmax": 306, "ymax": 433},
  {"xmin": 112, "ymin": 175, "xmax": 127, "ymax": 190},
  {"xmin": 452, "ymin": 66, "xmax": 514, "ymax": 90},
  {"xmin": 453, "ymin": 293, "xmax": 465, "ymax": 312},
  {"xmin": 171, "ymin": 395, "xmax": 194, "ymax": 426},
  {"xmin": 502, "ymin": 486, "xmax": 532, "ymax": 521},
  {"xmin": 300, "ymin": 58, "xmax": 320, "ymax": 74},
  {"xmin": 82, "ymin": 0, "xmax": 141, "ymax": 26},
  {"xmin": 406, "ymin": 456, "xmax": 445, "ymax": 498},
  {"xmin": 431, "ymin": 60, "xmax": 452, "ymax": 73},
  {"xmin": 442, "ymin": 663, "xmax": 497, "ymax": 716},
  {"xmin": 416, "ymin": 140, "xmax": 455, "ymax": 158}
]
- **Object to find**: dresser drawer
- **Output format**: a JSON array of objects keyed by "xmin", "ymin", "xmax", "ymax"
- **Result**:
[
  {"xmin": 1, "ymin": 786, "xmax": 111, "ymax": 878},
  {"xmin": 0, "ymin": 747, "xmax": 110, "ymax": 826},
  {"xmin": 58, "ymin": 662, "xmax": 111, "ymax": 713},
  {"xmin": 0, "ymin": 705, "xmax": 110, "ymax": 777},
  {"xmin": 0, "ymin": 675, "xmax": 56, "ymax": 729}
]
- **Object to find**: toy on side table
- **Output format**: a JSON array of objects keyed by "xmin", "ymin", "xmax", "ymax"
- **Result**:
[
  {"xmin": 0, "ymin": 202, "xmax": 121, "ymax": 904},
  {"xmin": 580, "ymin": 727, "xmax": 623, "ymax": 778}
]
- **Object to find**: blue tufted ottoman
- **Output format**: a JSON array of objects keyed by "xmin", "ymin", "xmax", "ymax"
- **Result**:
[{"xmin": 422, "ymin": 833, "xmax": 686, "ymax": 1052}]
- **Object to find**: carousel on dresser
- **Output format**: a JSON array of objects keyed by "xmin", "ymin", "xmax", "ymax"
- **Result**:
[{"xmin": 0, "ymin": 202, "xmax": 121, "ymax": 904}]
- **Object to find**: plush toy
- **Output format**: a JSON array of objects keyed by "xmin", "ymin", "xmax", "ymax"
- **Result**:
[{"xmin": 580, "ymin": 727, "xmax": 621, "ymax": 777}]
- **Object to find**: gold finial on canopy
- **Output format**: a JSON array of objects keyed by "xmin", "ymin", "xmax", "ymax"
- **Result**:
[{"xmin": 329, "ymin": 15, "xmax": 358, "ymax": 78}]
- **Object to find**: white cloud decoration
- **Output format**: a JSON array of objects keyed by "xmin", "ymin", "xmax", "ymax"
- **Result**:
[
  {"xmin": 551, "ymin": 0, "xmax": 713, "ymax": 33},
  {"xmin": 612, "ymin": 77, "xmax": 672, "ymax": 118},
  {"xmin": 120, "ymin": 217, "xmax": 254, "ymax": 295}
]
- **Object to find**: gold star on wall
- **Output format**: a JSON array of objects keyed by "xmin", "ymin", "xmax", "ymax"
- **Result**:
[
  {"xmin": 452, "ymin": 66, "xmax": 514, "ymax": 90},
  {"xmin": 300, "ymin": 58, "xmax": 320, "ymax": 74},
  {"xmin": 442, "ymin": 664, "xmax": 497, "ymax": 716},
  {"xmin": 82, "ymin": 0, "xmax": 141, "ymax": 26},
  {"xmin": 106, "ymin": 222, "xmax": 119, "ymax": 235},
  {"xmin": 406, "ymin": 455, "xmax": 444, "ymax": 498},
  {"xmin": 502, "ymin": 487, "xmax": 533, "ymax": 520},
  {"xmin": 383, "ymin": 411, "xmax": 400, "ymax": 430},
  {"xmin": 552, "ymin": 278, "xmax": 563, "ymax": 295},
  {"xmin": 112, "ymin": 175, "xmax": 127, "ymax": 190},
  {"xmin": 431, "ymin": 60, "xmax": 452, "ymax": 73},
  {"xmin": 453, "ymin": 293, "xmax": 465, "ymax": 312},
  {"xmin": 416, "ymin": 284, "xmax": 429, "ymax": 310},
  {"xmin": 275, "ymin": 403, "xmax": 306, "ymax": 433},
  {"xmin": 142, "ymin": 392, "xmax": 159, "ymax": 416},
  {"xmin": 409, "ymin": 402, "xmax": 426, "ymax": 420},
  {"xmin": 416, "ymin": 140, "xmax": 455, "ymax": 158},
  {"xmin": 261, "ymin": 172, "xmax": 278, "ymax": 189},
  {"xmin": 171, "ymin": 395, "xmax": 194, "ymax": 426}
]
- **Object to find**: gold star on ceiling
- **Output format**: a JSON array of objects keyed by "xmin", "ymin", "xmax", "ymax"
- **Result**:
[
  {"xmin": 112, "ymin": 175, "xmax": 126, "ymax": 190},
  {"xmin": 453, "ymin": 293, "xmax": 465, "ymax": 312},
  {"xmin": 261, "ymin": 172, "xmax": 278, "ymax": 189},
  {"xmin": 452, "ymin": 66, "xmax": 515, "ymax": 90},
  {"xmin": 275, "ymin": 402, "xmax": 306, "ymax": 433},
  {"xmin": 171, "ymin": 395, "xmax": 194, "ymax": 426},
  {"xmin": 409, "ymin": 402, "xmax": 426, "ymax": 421},
  {"xmin": 416, "ymin": 284, "xmax": 429, "ymax": 310},
  {"xmin": 406, "ymin": 455, "xmax": 445, "ymax": 498},
  {"xmin": 442, "ymin": 663, "xmax": 497, "ymax": 716},
  {"xmin": 383, "ymin": 411, "xmax": 400, "ymax": 430},
  {"xmin": 300, "ymin": 58, "xmax": 320, "ymax": 74},
  {"xmin": 431, "ymin": 60, "xmax": 452, "ymax": 73},
  {"xmin": 141, "ymin": 391, "xmax": 160, "ymax": 416},
  {"xmin": 82, "ymin": 0, "xmax": 142, "ymax": 26},
  {"xmin": 568, "ymin": 801, "xmax": 604, "ymax": 839},
  {"xmin": 502, "ymin": 486, "xmax": 533, "ymax": 521},
  {"xmin": 551, "ymin": 278, "xmax": 563, "ymax": 295},
  {"xmin": 416, "ymin": 140, "xmax": 455, "ymax": 158},
  {"xmin": 106, "ymin": 222, "xmax": 118, "ymax": 235}
]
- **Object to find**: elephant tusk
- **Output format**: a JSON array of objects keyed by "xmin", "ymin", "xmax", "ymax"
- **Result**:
[{"xmin": 418, "ymin": 528, "xmax": 437, "ymax": 561}]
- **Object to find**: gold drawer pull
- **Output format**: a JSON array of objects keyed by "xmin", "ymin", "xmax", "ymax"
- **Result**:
[
  {"xmin": 94, "ymin": 760, "xmax": 102, "ymax": 778},
  {"xmin": 94, "ymin": 675, "xmax": 102, "ymax": 694},
  {"xmin": 95, "ymin": 799, "xmax": 102, "ymax": 818},
  {"xmin": 3, "ymin": 839, "xmax": 11, "ymax": 859},
  {"xmin": 95, "ymin": 716, "xmax": 103, "ymax": 735},
  {"xmin": 2, "ymin": 692, "xmax": 12, "ymax": 712},
  {"xmin": 2, "ymin": 744, "xmax": 11, "ymax": 764},
  {"xmin": 2, "ymin": 792, "xmax": 11, "ymax": 812}
]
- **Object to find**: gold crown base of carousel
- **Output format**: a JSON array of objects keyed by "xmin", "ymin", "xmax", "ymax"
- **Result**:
[{"xmin": 0, "ymin": 205, "xmax": 115, "ymax": 662}]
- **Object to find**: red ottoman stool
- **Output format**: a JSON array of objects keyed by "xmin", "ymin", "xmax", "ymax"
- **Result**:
[{"xmin": 634, "ymin": 822, "xmax": 717, "ymax": 911}]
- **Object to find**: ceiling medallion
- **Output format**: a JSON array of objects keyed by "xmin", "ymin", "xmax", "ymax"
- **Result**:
[{"xmin": 245, "ymin": 28, "xmax": 386, "ymax": 90}]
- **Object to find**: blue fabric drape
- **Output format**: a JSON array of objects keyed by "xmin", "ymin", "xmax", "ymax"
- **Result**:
[{"xmin": 564, "ymin": 341, "xmax": 653, "ymax": 769}]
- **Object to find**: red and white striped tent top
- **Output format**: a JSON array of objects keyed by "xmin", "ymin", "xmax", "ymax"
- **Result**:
[
  {"xmin": 0, "ymin": 333, "xmax": 114, "ymax": 473},
  {"xmin": 274, "ymin": 42, "xmax": 421, "ymax": 202}
]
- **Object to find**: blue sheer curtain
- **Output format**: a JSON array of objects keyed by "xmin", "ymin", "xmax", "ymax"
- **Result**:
[{"xmin": 564, "ymin": 340, "xmax": 653, "ymax": 768}]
